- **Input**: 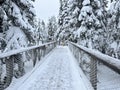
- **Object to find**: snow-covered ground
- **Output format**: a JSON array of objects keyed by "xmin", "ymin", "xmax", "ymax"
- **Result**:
[
  {"xmin": 98, "ymin": 64, "xmax": 120, "ymax": 90},
  {"xmin": 6, "ymin": 46, "xmax": 93, "ymax": 90}
]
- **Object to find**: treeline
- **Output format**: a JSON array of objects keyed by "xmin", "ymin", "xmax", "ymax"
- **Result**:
[
  {"xmin": 0, "ymin": 0, "xmax": 119, "ymax": 58},
  {"xmin": 0, "ymin": 0, "xmax": 58, "ymax": 52},
  {"xmin": 56, "ymin": 0, "xmax": 120, "ymax": 59}
]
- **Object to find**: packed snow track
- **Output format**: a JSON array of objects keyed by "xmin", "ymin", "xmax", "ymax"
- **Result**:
[{"xmin": 6, "ymin": 46, "xmax": 93, "ymax": 90}]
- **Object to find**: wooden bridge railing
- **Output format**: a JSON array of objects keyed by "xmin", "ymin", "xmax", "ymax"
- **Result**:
[
  {"xmin": 68, "ymin": 41, "xmax": 120, "ymax": 90},
  {"xmin": 0, "ymin": 41, "xmax": 57, "ymax": 89}
]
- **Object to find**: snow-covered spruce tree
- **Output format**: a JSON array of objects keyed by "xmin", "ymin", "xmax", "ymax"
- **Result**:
[
  {"xmin": 34, "ymin": 19, "xmax": 48, "ymax": 44},
  {"xmin": 56, "ymin": 0, "xmax": 68, "ymax": 41},
  {"xmin": 0, "ymin": 0, "xmax": 36, "ymax": 83},
  {"xmin": 40, "ymin": 20, "xmax": 48, "ymax": 43},
  {"xmin": 32, "ymin": 18, "xmax": 41, "ymax": 45},
  {"xmin": 77, "ymin": 0, "xmax": 107, "ymax": 53},
  {"xmin": 4, "ymin": 0, "xmax": 36, "ymax": 47},
  {"xmin": 47, "ymin": 16, "xmax": 58, "ymax": 41},
  {"xmin": 107, "ymin": 0, "xmax": 120, "ymax": 59},
  {"xmin": 91, "ymin": 0, "xmax": 108, "ymax": 53},
  {"xmin": 56, "ymin": 0, "xmax": 80, "ymax": 42},
  {"xmin": 75, "ymin": 0, "xmax": 108, "ymax": 79},
  {"xmin": 0, "ymin": 1, "xmax": 7, "ymax": 89},
  {"xmin": 0, "ymin": 6, "xmax": 7, "ymax": 52}
]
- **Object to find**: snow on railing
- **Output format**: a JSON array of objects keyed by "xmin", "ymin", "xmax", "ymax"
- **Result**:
[
  {"xmin": 68, "ymin": 41, "xmax": 120, "ymax": 90},
  {"xmin": 0, "ymin": 41, "xmax": 56, "ymax": 59},
  {"xmin": 0, "ymin": 41, "xmax": 57, "ymax": 90}
]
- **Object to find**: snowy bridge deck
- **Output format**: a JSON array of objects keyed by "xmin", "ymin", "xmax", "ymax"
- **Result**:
[
  {"xmin": 4, "ymin": 42, "xmax": 120, "ymax": 90},
  {"xmin": 6, "ymin": 46, "xmax": 93, "ymax": 90}
]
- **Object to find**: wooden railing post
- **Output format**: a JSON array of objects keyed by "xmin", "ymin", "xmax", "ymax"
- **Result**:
[
  {"xmin": 4, "ymin": 56, "xmax": 14, "ymax": 89},
  {"xmin": 46, "ymin": 45, "xmax": 49, "ymax": 54},
  {"xmin": 14, "ymin": 54, "xmax": 25, "ymax": 78},
  {"xmin": 78, "ymin": 51, "xmax": 81, "ymax": 64},
  {"xmin": 38, "ymin": 48, "xmax": 41, "ymax": 61},
  {"xmin": 90, "ymin": 57, "xmax": 97, "ymax": 90},
  {"xmin": 32, "ymin": 49, "xmax": 37, "ymax": 67},
  {"xmin": 0, "ymin": 59, "xmax": 3, "ymax": 90},
  {"xmin": 43, "ymin": 45, "xmax": 46, "ymax": 57},
  {"xmin": 36, "ymin": 48, "xmax": 40, "ymax": 61}
]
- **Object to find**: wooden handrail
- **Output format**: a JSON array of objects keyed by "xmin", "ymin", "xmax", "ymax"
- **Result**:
[
  {"xmin": 0, "ymin": 41, "xmax": 57, "ymax": 89},
  {"xmin": 0, "ymin": 41, "xmax": 56, "ymax": 59},
  {"xmin": 68, "ymin": 41, "xmax": 120, "ymax": 90},
  {"xmin": 69, "ymin": 41, "xmax": 120, "ymax": 74}
]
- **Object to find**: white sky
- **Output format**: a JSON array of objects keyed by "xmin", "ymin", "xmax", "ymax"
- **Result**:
[{"xmin": 34, "ymin": 0, "xmax": 60, "ymax": 23}]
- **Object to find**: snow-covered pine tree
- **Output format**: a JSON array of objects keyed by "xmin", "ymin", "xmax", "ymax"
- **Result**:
[
  {"xmin": 2, "ymin": 0, "xmax": 36, "ymax": 51},
  {"xmin": 107, "ymin": 0, "xmax": 120, "ymax": 59},
  {"xmin": 34, "ymin": 19, "xmax": 48, "ymax": 44},
  {"xmin": 32, "ymin": 18, "xmax": 41, "ymax": 45},
  {"xmin": 77, "ymin": 0, "xmax": 98, "ymax": 48},
  {"xmin": 91, "ymin": 0, "xmax": 108, "ymax": 53},
  {"xmin": 0, "ymin": 7, "xmax": 7, "ymax": 52},
  {"xmin": 77, "ymin": 0, "xmax": 107, "ymax": 52},
  {"xmin": 75, "ymin": 0, "xmax": 108, "ymax": 77},
  {"xmin": 0, "ymin": 0, "xmax": 37, "ymax": 80},
  {"xmin": 40, "ymin": 20, "xmax": 48, "ymax": 43},
  {"xmin": 47, "ymin": 16, "xmax": 58, "ymax": 41},
  {"xmin": 56, "ymin": 0, "xmax": 80, "ymax": 42},
  {"xmin": 56, "ymin": 0, "xmax": 68, "ymax": 41}
]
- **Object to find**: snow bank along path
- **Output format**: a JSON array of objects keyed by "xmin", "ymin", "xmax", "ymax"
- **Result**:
[{"xmin": 7, "ymin": 46, "xmax": 93, "ymax": 90}]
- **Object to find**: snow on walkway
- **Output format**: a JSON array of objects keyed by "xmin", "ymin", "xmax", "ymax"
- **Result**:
[{"xmin": 6, "ymin": 46, "xmax": 93, "ymax": 90}]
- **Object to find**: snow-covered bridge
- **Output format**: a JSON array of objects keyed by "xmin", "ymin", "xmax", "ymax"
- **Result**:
[
  {"xmin": 6, "ymin": 46, "xmax": 93, "ymax": 90},
  {"xmin": 0, "ymin": 41, "xmax": 120, "ymax": 90}
]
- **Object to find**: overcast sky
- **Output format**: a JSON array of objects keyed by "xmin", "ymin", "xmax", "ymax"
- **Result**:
[
  {"xmin": 33, "ymin": 0, "xmax": 111, "ymax": 23},
  {"xmin": 34, "ymin": 0, "xmax": 60, "ymax": 23}
]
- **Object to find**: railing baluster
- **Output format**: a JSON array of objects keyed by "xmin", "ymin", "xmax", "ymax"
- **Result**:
[
  {"xmin": 4, "ymin": 56, "xmax": 14, "ymax": 88},
  {"xmin": 38, "ymin": 48, "xmax": 41, "ymax": 61},
  {"xmin": 0, "ymin": 59, "xmax": 3, "ymax": 90},
  {"xmin": 43, "ymin": 46, "xmax": 46, "ymax": 57},
  {"xmin": 90, "ymin": 57, "xmax": 97, "ymax": 90},
  {"xmin": 37, "ymin": 48, "xmax": 40, "ymax": 61},
  {"xmin": 31, "ymin": 49, "xmax": 34, "ymax": 67},
  {"xmin": 78, "ymin": 51, "xmax": 80, "ymax": 64},
  {"xmin": 33, "ymin": 49, "xmax": 37, "ymax": 67},
  {"xmin": 14, "ymin": 54, "xmax": 25, "ymax": 78}
]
